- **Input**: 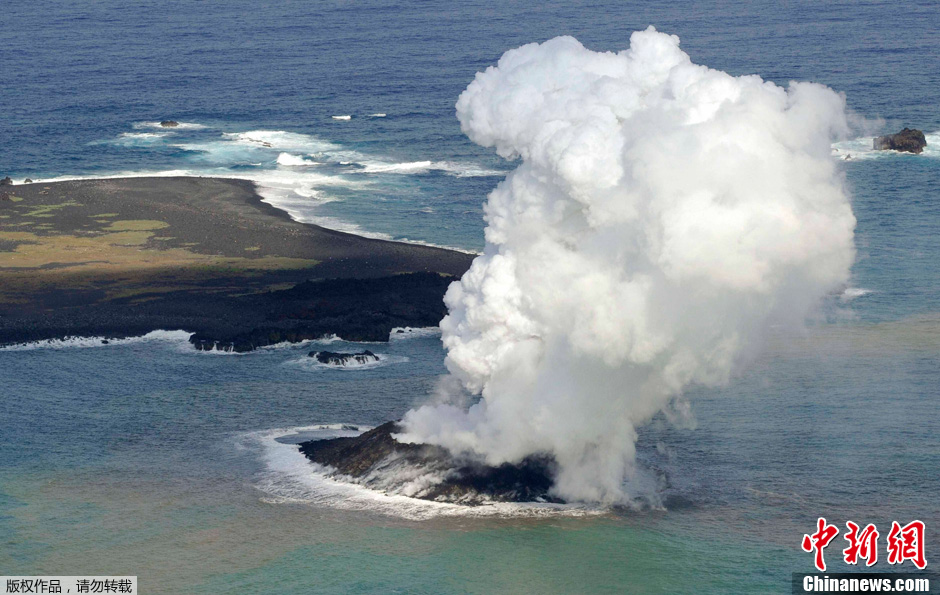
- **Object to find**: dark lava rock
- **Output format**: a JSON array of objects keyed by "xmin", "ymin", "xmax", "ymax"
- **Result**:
[
  {"xmin": 189, "ymin": 272, "xmax": 454, "ymax": 352},
  {"xmin": 159, "ymin": 120, "xmax": 180, "ymax": 128},
  {"xmin": 310, "ymin": 349, "xmax": 379, "ymax": 366},
  {"xmin": 873, "ymin": 128, "xmax": 927, "ymax": 154},
  {"xmin": 23, "ymin": 179, "xmax": 32, "ymax": 184},
  {"xmin": 299, "ymin": 421, "xmax": 561, "ymax": 504},
  {"xmin": 0, "ymin": 177, "xmax": 13, "ymax": 186}
]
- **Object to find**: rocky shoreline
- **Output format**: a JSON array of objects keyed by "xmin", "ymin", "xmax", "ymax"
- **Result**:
[
  {"xmin": 299, "ymin": 422, "xmax": 560, "ymax": 504},
  {"xmin": 0, "ymin": 177, "xmax": 473, "ymax": 350}
]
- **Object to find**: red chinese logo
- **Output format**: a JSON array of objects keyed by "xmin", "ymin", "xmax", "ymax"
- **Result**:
[
  {"xmin": 887, "ymin": 520, "xmax": 927, "ymax": 569},
  {"xmin": 843, "ymin": 521, "xmax": 879, "ymax": 567},
  {"xmin": 802, "ymin": 518, "xmax": 927, "ymax": 571},
  {"xmin": 802, "ymin": 517, "xmax": 840, "ymax": 571}
]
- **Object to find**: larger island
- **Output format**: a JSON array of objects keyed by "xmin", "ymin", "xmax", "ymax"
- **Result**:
[{"xmin": 0, "ymin": 177, "xmax": 473, "ymax": 350}]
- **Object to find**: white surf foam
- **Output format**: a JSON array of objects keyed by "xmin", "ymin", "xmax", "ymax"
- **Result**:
[
  {"xmin": 355, "ymin": 159, "xmax": 503, "ymax": 177},
  {"xmin": 119, "ymin": 132, "xmax": 169, "ymax": 141},
  {"xmin": 244, "ymin": 425, "xmax": 603, "ymax": 520},
  {"xmin": 135, "ymin": 121, "xmax": 207, "ymax": 130},
  {"xmin": 331, "ymin": 115, "xmax": 352, "ymax": 121},
  {"xmin": 0, "ymin": 330, "xmax": 193, "ymax": 351},
  {"xmin": 223, "ymin": 130, "xmax": 342, "ymax": 154},
  {"xmin": 190, "ymin": 334, "xmax": 347, "ymax": 355},
  {"xmin": 359, "ymin": 160, "xmax": 435, "ymax": 174},
  {"xmin": 840, "ymin": 287, "xmax": 872, "ymax": 301},
  {"xmin": 284, "ymin": 353, "xmax": 409, "ymax": 371},
  {"xmin": 92, "ymin": 131, "xmax": 175, "ymax": 148},
  {"xmin": 368, "ymin": 113, "xmax": 387, "ymax": 118},
  {"xmin": 389, "ymin": 327, "xmax": 442, "ymax": 340},
  {"xmin": 276, "ymin": 152, "xmax": 320, "ymax": 166}
]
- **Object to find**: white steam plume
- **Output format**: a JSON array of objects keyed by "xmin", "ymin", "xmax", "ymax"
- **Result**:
[{"xmin": 398, "ymin": 27, "xmax": 856, "ymax": 503}]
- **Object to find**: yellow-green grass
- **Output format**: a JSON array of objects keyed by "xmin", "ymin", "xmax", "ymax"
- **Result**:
[
  {"xmin": 0, "ymin": 230, "xmax": 317, "ymax": 272},
  {"xmin": 22, "ymin": 200, "xmax": 81, "ymax": 218},
  {"xmin": 104, "ymin": 219, "xmax": 170, "ymax": 231}
]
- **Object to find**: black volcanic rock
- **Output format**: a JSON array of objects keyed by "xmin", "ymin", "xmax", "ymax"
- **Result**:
[
  {"xmin": 0, "ymin": 178, "xmax": 474, "ymax": 350},
  {"xmin": 159, "ymin": 120, "xmax": 180, "ymax": 128},
  {"xmin": 189, "ymin": 272, "xmax": 455, "ymax": 352},
  {"xmin": 310, "ymin": 349, "xmax": 379, "ymax": 365},
  {"xmin": 0, "ymin": 177, "xmax": 12, "ymax": 186},
  {"xmin": 873, "ymin": 128, "xmax": 927, "ymax": 154},
  {"xmin": 299, "ymin": 421, "xmax": 561, "ymax": 504}
]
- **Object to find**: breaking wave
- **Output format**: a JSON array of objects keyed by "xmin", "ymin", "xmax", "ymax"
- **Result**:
[
  {"xmin": 276, "ymin": 152, "xmax": 320, "ymax": 166},
  {"xmin": 284, "ymin": 353, "xmax": 409, "ymax": 371},
  {"xmin": 0, "ymin": 330, "xmax": 193, "ymax": 351}
]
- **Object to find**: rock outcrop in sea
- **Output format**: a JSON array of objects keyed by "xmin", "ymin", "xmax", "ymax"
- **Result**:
[
  {"xmin": 310, "ymin": 350, "xmax": 379, "ymax": 366},
  {"xmin": 160, "ymin": 120, "xmax": 180, "ymax": 127},
  {"xmin": 299, "ymin": 422, "xmax": 560, "ymax": 504},
  {"xmin": 873, "ymin": 128, "xmax": 927, "ymax": 153}
]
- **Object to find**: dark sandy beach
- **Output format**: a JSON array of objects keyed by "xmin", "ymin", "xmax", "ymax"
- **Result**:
[{"xmin": 0, "ymin": 177, "xmax": 473, "ymax": 349}]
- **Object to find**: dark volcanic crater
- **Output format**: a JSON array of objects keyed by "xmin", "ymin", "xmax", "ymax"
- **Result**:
[{"xmin": 298, "ymin": 422, "xmax": 562, "ymax": 504}]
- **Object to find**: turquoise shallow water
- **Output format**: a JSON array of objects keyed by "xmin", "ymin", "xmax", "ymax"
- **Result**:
[
  {"xmin": 0, "ymin": 319, "xmax": 937, "ymax": 592},
  {"xmin": 1, "ymin": 0, "xmax": 939, "ymax": 593}
]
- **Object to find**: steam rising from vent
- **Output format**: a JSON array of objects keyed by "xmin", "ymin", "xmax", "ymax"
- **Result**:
[{"xmin": 398, "ymin": 27, "xmax": 856, "ymax": 503}]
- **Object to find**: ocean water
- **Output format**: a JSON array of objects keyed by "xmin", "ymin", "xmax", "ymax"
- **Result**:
[{"xmin": 1, "ymin": 1, "xmax": 939, "ymax": 593}]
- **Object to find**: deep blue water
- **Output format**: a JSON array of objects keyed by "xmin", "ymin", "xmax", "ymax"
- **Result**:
[
  {"xmin": 2, "ymin": 0, "xmax": 938, "ymax": 250},
  {"xmin": 1, "ymin": 1, "xmax": 939, "ymax": 593}
]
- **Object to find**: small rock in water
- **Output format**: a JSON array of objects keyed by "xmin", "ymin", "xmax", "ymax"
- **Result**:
[
  {"xmin": 159, "ymin": 120, "xmax": 180, "ymax": 128},
  {"xmin": 23, "ymin": 178, "xmax": 33, "ymax": 184},
  {"xmin": 0, "ymin": 176, "xmax": 13, "ymax": 186},
  {"xmin": 101, "ymin": 339, "xmax": 109, "ymax": 345},
  {"xmin": 309, "ymin": 350, "xmax": 380, "ymax": 366},
  {"xmin": 873, "ymin": 128, "xmax": 927, "ymax": 154}
]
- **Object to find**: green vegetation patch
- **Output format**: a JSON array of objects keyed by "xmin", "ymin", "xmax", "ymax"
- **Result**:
[
  {"xmin": 23, "ymin": 200, "xmax": 81, "ymax": 218},
  {"xmin": 105, "ymin": 231, "xmax": 155, "ymax": 246},
  {"xmin": 104, "ymin": 220, "xmax": 170, "ymax": 232}
]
